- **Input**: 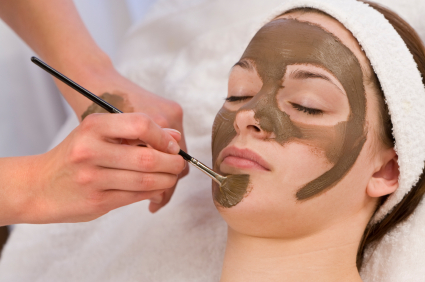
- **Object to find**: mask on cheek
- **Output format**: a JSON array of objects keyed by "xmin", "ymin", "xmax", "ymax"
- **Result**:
[{"xmin": 211, "ymin": 18, "xmax": 367, "ymax": 206}]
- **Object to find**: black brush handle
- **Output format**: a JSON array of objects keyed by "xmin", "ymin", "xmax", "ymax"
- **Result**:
[
  {"xmin": 178, "ymin": 149, "xmax": 192, "ymax": 161},
  {"xmin": 31, "ymin": 56, "xmax": 122, "ymax": 114},
  {"xmin": 31, "ymin": 56, "xmax": 196, "ymax": 161}
]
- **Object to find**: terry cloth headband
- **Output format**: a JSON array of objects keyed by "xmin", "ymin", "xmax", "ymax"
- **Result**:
[{"xmin": 260, "ymin": 0, "xmax": 425, "ymax": 225}]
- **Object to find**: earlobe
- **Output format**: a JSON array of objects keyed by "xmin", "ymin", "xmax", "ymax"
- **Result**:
[{"xmin": 367, "ymin": 150, "xmax": 399, "ymax": 198}]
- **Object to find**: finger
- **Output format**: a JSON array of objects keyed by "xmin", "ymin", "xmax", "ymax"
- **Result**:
[
  {"xmin": 163, "ymin": 128, "xmax": 181, "ymax": 143},
  {"xmin": 179, "ymin": 158, "xmax": 189, "ymax": 179},
  {"xmin": 149, "ymin": 191, "xmax": 165, "ymax": 205},
  {"xmin": 124, "ymin": 139, "xmax": 147, "ymax": 146},
  {"xmin": 97, "ymin": 168, "xmax": 178, "ymax": 192},
  {"xmin": 102, "ymin": 189, "xmax": 165, "ymax": 212},
  {"xmin": 149, "ymin": 185, "xmax": 176, "ymax": 213},
  {"xmin": 123, "ymin": 128, "xmax": 180, "ymax": 147},
  {"xmin": 169, "ymin": 126, "xmax": 189, "ymax": 178},
  {"xmin": 83, "ymin": 113, "xmax": 180, "ymax": 154},
  {"xmin": 94, "ymin": 144, "xmax": 186, "ymax": 174}
]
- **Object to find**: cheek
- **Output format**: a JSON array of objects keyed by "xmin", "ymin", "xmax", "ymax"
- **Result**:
[
  {"xmin": 211, "ymin": 109, "xmax": 237, "ymax": 166},
  {"xmin": 217, "ymin": 142, "xmax": 334, "ymax": 237},
  {"xmin": 270, "ymin": 142, "xmax": 334, "ymax": 187}
]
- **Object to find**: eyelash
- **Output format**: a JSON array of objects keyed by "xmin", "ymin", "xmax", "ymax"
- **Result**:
[
  {"xmin": 225, "ymin": 97, "xmax": 323, "ymax": 116},
  {"xmin": 290, "ymin": 102, "xmax": 323, "ymax": 116},
  {"xmin": 225, "ymin": 96, "xmax": 253, "ymax": 102}
]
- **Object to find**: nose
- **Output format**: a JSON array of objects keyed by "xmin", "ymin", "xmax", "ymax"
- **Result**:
[{"xmin": 234, "ymin": 110, "xmax": 272, "ymax": 139}]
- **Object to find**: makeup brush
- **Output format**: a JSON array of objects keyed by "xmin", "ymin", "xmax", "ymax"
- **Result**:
[{"xmin": 31, "ymin": 56, "xmax": 249, "ymax": 194}]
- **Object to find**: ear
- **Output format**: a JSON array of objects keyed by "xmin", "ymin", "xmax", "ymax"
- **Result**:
[{"xmin": 366, "ymin": 148, "xmax": 399, "ymax": 198}]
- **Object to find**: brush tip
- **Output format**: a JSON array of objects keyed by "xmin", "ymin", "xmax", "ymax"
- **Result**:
[
  {"xmin": 223, "ymin": 174, "xmax": 250, "ymax": 188},
  {"xmin": 214, "ymin": 174, "xmax": 250, "ymax": 208}
]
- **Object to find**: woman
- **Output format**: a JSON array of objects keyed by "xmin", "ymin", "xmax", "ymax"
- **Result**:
[{"xmin": 212, "ymin": 0, "xmax": 425, "ymax": 281}]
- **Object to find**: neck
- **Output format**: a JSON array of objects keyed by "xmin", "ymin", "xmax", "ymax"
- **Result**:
[{"xmin": 220, "ymin": 224, "xmax": 364, "ymax": 282}]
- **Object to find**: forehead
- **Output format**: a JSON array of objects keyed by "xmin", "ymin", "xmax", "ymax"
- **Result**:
[
  {"xmin": 240, "ymin": 19, "xmax": 361, "ymax": 89},
  {"xmin": 276, "ymin": 12, "xmax": 373, "ymax": 79}
]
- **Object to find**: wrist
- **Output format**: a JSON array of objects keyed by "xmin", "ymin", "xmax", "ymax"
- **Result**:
[
  {"xmin": 50, "ymin": 51, "xmax": 119, "ymax": 118},
  {"xmin": 0, "ymin": 155, "xmax": 43, "ymax": 225},
  {"xmin": 52, "ymin": 49, "xmax": 114, "ymax": 81}
]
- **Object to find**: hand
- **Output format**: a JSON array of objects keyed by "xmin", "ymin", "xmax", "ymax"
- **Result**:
[
  {"xmin": 23, "ymin": 113, "xmax": 186, "ymax": 223},
  {"xmin": 53, "ymin": 60, "xmax": 190, "ymax": 213},
  {"xmin": 102, "ymin": 72, "xmax": 190, "ymax": 213},
  {"xmin": 0, "ymin": 0, "xmax": 189, "ymax": 222}
]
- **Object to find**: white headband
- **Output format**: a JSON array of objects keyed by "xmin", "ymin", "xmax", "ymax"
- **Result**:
[{"xmin": 261, "ymin": 0, "xmax": 425, "ymax": 224}]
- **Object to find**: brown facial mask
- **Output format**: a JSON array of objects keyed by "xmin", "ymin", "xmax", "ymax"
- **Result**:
[
  {"xmin": 212, "ymin": 18, "xmax": 366, "ymax": 205},
  {"xmin": 81, "ymin": 92, "xmax": 134, "ymax": 120}
]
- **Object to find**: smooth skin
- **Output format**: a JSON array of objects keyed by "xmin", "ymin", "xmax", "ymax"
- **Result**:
[
  {"xmin": 0, "ymin": 0, "xmax": 188, "ymax": 226},
  {"xmin": 216, "ymin": 12, "xmax": 399, "ymax": 282}
]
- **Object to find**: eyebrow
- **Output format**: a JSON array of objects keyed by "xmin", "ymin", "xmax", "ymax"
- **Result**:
[
  {"xmin": 290, "ymin": 69, "xmax": 344, "ymax": 93},
  {"xmin": 233, "ymin": 61, "xmax": 344, "ymax": 94},
  {"xmin": 290, "ymin": 69, "xmax": 332, "ymax": 81}
]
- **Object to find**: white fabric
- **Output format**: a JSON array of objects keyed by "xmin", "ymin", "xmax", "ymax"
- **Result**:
[
  {"xmin": 125, "ymin": 0, "xmax": 156, "ymax": 24},
  {"xmin": 1, "ymin": 0, "xmax": 425, "ymax": 282},
  {"xmin": 73, "ymin": 0, "xmax": 135, "ymax": 63},
  {"xmin": 375, "ymin": 0, "xmax": 425, "ymax": 42}
]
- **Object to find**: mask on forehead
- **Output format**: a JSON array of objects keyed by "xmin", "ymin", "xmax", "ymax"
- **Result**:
[{"xmin": 212, "ymin": 18, "xmax": 367, "ymax": 207}]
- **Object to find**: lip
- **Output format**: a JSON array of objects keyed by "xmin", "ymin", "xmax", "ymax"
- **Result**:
[{"xmin": 220, "ymin": 146, "xmax": 271, "ymax": 171}]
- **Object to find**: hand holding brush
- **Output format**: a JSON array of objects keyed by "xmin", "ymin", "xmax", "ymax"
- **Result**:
[{"xmin": 31, "ymin": 56, "xmax": 250, "ymax": 198}]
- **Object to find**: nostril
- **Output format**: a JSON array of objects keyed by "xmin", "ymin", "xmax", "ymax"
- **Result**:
[{"xmin": 248, "ymin": 125, "xmax": 261, "ymax": 132}]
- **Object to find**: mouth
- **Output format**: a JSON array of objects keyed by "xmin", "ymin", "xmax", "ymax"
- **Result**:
[{"xmin": 220, "ymin": 146, "xmax": 271, "ymax": 171}]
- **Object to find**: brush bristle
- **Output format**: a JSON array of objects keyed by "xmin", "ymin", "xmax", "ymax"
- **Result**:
[{"xmin": 214, "ymin": 174, "xmax": 250, "ymax": 208}]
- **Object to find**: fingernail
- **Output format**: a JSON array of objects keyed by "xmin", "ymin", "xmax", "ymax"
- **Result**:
[
  {"xmin": 164, "ymin": 128, "xmax": 181, "ymax": 135},
  {"xmin": 167, "ymin": 141, "xmax": 180, "ymax": 154},
  {"xmin": 150, "ymin": 194, "xmax": 163, "ymax": 204}
]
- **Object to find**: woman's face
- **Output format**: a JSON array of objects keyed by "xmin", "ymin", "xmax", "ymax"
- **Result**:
[{"xmin": 212, "ymin": 12, "xmax": 384, "ymax": 238}]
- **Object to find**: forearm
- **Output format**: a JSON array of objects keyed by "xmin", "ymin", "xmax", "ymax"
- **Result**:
[
  {"xmin": 0, "ymin": 156, "xmax": 41, "ymax": 226},
  {"xmin": 0, "ymin": 0, "xmax": 113, "ymax": 116},
  {"xmin": 0, "ymin": 0, "xmax": 108, "ymax": 64},
  {"xmin": 0, "ymin": 1, "xmax": 188, "ymax": 215}
]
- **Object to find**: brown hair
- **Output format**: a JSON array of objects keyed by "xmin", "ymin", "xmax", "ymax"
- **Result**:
[
  {"xmin": 355, "ymin": 0, "xmax": 425, "ymax": 270},
  {"xmin": 283, "ymin": 1, "xmax": 425, "ymax": 271}
]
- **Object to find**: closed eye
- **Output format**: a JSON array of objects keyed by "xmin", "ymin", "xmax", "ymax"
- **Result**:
[
  {"xmin": 225, "ymin": 96, "xmax": 253, "ymax": 102},
  {"xmin": 290, "ymin": 102, "xmax": 323, "ymax": 115}
]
